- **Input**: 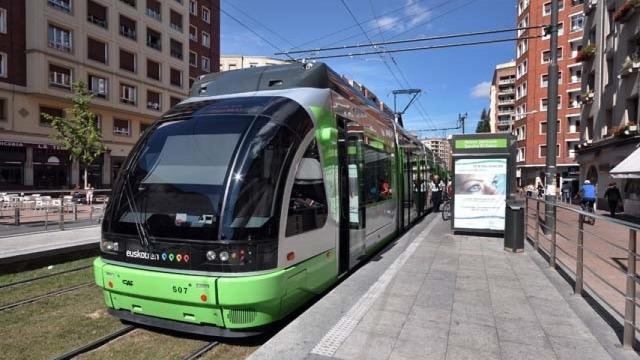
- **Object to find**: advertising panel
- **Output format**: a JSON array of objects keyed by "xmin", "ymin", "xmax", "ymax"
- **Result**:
[{"xmin": 453, "ymin": 158, "xmax": 507, "ymax": 231}]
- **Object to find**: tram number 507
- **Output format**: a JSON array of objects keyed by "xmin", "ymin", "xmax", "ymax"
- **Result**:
[{"xmin": 172, "ymin": 286, "xmax": 188, "ymax": 294}]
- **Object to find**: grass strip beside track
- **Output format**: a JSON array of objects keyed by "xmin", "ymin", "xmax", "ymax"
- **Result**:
[
  {"xmin": 0, "ymin": 286, "xmax": 122, "ymax": 360},
  {"xmin": 0, "ymin": 257, "xmax": 95, "ymax": 286},
  {"xmin": 0, "ymin": 265, "xmax": 95, "ymax": 308}
]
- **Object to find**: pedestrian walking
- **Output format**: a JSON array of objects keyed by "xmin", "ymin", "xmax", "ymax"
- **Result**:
[
  {"xmin": 431, "ymin": 175, "xmax": 443, "ymax": 212},
  {"xmin": 85, "ymin": 184, "xmax": 94, "ymax": 205},
  {"xmin": 561, "ymin": 181, "xmax": 571, "ymax": 204},
  {"xmin": 604, "ymin": 182, "xmax": 622, "ymax": 217},
  {"xmin": 537, "ymin": 183, "xmax": 544, "ymax": 199}
]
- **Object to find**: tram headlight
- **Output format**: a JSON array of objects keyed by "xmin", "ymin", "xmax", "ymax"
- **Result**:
[
  {"xmin": 100, "ymin": 239, "xmax": 120, "ymax": 254},
  {"xmin": 219, "ymin": 251, "xmax": 229, "ymax": 262},
  {"xmin": 206, "ymin": 250, "xmax": 216, "ymax": 261}
]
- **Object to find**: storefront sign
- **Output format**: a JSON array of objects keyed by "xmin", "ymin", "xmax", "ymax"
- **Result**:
[
  {"xmin": 453, "ymin": 158, "xmax": 507, "ymax": 231},
  {"xmin": 454, "ymin": 138, "xmax": 508, "ymax": 150},
  {"xmin": 0, "ymin": 140, "xmax": 65, "ymax": 150}
]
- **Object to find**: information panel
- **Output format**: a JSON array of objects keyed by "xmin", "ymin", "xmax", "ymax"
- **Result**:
[{"xmin": 453, "ymin": 158, "xmax": 507, "ymax": 231}]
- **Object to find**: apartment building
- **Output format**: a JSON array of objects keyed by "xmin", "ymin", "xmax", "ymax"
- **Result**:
[
  {"xmin": 188, "ymin": 0, "xmax": 220, "ymax": 87},
  {"xmin": 575, "ymin": 0, "xmax": 639, "ymax": 213},
  {"xmin": 0, "ymin": 0, "xmax": 219, "ymax": 190},
  {"xmin": 219, "ymin": 55, "xmax": 290, "ymax": 72},
  {"xmin": 513, "ymin": 0, "xmax": 585, "ymax": 187},
  {"xmin": 422, "ymin": 138, "xmax": 451, "ymax": 171},
  {"xmin": 489, "ymin": 61, "xmax": 516, "ymax": 133}
]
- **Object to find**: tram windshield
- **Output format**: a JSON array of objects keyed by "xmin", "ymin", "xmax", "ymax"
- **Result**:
[{"xmin": 109, "ymin": 115, "xmax": 254, "ymax": 240}]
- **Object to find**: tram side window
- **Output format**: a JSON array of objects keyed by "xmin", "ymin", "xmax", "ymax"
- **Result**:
[
  {"xmin": 364, "ymin": 145, "xmax": 392, "ymax": 204},
  {"xmin": 286, "ymin": 140, "xmax": 328, "ymax": 237}
]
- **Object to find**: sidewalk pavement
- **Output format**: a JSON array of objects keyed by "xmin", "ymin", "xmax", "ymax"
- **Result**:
[
  {"xmin": 250, "ymin": 214, "xmax": 638, "ymax": 360},
  {"xmin": 0, "ymin": 226, "xmax": 99, "ymax": 265}
]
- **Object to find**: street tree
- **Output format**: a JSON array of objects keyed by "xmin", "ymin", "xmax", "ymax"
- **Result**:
[
  {"xmin": 41, "ymin": 81, "xmax": 107, "ymax": 189},
  {"xmin": 475, "ymin": 108, "xmax": 491, "ymax": 133}
]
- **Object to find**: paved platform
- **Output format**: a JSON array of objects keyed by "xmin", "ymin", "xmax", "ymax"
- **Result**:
[
  {"xmin": 0, "ymin": 226, "xmax": 99, "ymax": 265},
  {"xmin": 249, "ymin": 214, "xmax": 638, "ymax": 360}
]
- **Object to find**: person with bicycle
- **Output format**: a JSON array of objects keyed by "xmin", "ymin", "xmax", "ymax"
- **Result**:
[{"xmin": 578, "ymin": 179, "xmax": 596, "ymax": 212}]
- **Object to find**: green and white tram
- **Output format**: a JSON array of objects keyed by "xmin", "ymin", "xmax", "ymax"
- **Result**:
[{"xmin": 94, "ymin": 62, "xmax": 443, "ymax": 336}]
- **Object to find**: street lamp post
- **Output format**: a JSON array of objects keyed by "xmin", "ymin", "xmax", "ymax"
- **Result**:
[{"xmin": 545, "ymin": 0, "xmax": 560, "ymax": 233}]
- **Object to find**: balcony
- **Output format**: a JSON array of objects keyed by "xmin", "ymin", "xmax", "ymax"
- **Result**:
[
  {"xmin": 497, "ymin": 110, "xmax": 515, "ymax": 116},
  {"xmin": 48, "ymin": 0, "xmax": 71, "ymax": 12},
  {"xmin": 170, "ymin": 23, "xmax": 183, "ymax": 32},
  {"xmin": 499, "ymin": 78, "xmax": 516, "ymax": 85},
  {"xmin": 147, "ymin": 102, "xmax": 160, "ymax": 111},
  {"xmin": 499, "ymin": 89, "xmax": 515, "ymax": 95},
  {"xmin": 620, "ymin": 55, "xmax": 640, "ymax": 77},
  {"xmin": 146, "ymin": 8, "xmax": 161, "ymax": 21},
  {"xmin": 48, "ymin": 41, "xmax": 72, "ymax": 53},
  {"xmin": 88, "ymin": 15, "xmax": 107, "ymax": 28},
  {"xmin": 120, "ymin": 26, "xmax": 136, "ymax": 40}
]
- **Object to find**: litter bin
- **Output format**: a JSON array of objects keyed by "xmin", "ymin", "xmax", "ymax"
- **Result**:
[{"xmin": 504, "ymin": 199, "xmax": 525, "ymax": 252}]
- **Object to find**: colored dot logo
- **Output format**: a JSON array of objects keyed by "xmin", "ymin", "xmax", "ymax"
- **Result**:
[
  {"xmin": 183, "ymin": 255, "xmax": 190, "ymax": 263},
  {"xmin": 176, "ymin": 254, "xmax": 182, "ymax": 262},
  {"xmin": 168, "ymin": 253, "xmax": 175, "ymax": 262},
  {"xmin": 161, "ymin": 253, "xmax": 167, "ymax": 261}
]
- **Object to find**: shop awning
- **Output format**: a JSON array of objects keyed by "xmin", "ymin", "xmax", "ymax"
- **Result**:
[{"xmin": 611, "ymin": 147, "xmax": 640, "ymax": 179}]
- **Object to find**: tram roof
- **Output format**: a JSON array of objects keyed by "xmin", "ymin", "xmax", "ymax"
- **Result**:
[{"xmin": 189, "ymin": 62, "xmax": 394, "ymax": 117}]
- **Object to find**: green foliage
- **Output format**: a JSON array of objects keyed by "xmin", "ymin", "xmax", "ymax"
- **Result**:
[
  {"xmin": 475, "ymin": 108, "xmax": 491, "ymax": 133},
  {"xmin": 41, "ymin": 81, "xmax": 106, "ymax": 186}
]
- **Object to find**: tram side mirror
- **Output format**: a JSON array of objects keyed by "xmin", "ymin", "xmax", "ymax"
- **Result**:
[{"xmin": 295, "ymin": 158, "xmax": 323, "ymax": 181}]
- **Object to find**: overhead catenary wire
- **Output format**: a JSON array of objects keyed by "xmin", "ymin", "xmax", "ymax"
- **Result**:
[
  {"xmin": 276, "ymin": 26, "xmax": 546, "ymax": 56},
  {"xmin": 296, "ymin": 35, "xmax": 543, "ymax": 60},
  {"xmin": 213, "ymin": 1, "xmax": 296, "ymax": 61},
  {"xmin": 223, "ymin": 1, "xmax": 298, "ymax": 50}
]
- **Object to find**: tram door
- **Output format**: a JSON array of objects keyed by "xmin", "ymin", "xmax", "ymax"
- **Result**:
[{"xmin": 337, "ymin": 117, "xmax": 351, "ymax": 274}]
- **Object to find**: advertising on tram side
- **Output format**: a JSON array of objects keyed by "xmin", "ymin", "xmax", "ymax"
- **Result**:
[{"xmin": 453, "ymin": 158, "xmax": 507, "ymax": 231}]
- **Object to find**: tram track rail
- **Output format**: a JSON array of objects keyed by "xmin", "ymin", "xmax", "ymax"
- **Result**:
[
  {"xmin": 51, "ymin": 325, "xmax": 136, "ymax": 360},
  {"xmin": 0, "ymin": 282, "xmax": 94, "ymax": 312},
  {"xmin": 0, "ymin": 265, "xmax": 93, "ymax": 289},
  {"xmin": 182, "ymin": 341, "xmax": 220, "ymax": 360}
]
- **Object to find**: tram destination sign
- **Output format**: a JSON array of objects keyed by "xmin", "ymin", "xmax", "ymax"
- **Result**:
[{"xmin": 454, "ymin": 138, "xmax": 508, "ymax": 150}]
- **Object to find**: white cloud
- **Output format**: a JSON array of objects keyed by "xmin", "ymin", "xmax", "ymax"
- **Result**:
[
  {"xmin": 470, "ymin": 81, "xmax": 491, "ymax": 98},
  {"xmin": 375, "ymin": 16, "xmax": 400, "ymax": 31},
  {"xmin": 404, "ymin": 0, "xmax": 431, "ymax": 27}
]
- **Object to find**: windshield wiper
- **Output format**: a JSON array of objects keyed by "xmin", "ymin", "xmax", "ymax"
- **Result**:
[{"xmin": 122, "ymin": 170, "xmax": 152, "ymax": 247}]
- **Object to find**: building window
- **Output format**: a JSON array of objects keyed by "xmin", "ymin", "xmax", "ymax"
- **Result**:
[
  {"xmin": 0, "ymin": 52, "xmax": 6, "ymax": 78},
  {"xmin": 87, "ymin": 37, "xmax": 107, "ymax": 64},
  {"xmin": 170, "ymin": 68, "xmax": 182, "ymax": 87},
  {"xmin": 540, "ymin": 121, "xmax": 561, "ymax": 134},
  {"xmin": 540, "ymin": 97, "xmax": 562, "ymax": 111},
  {"xmin": 170, "ymin": 39, "xmax": 183, "ymax": 60},
  {"xmin": 146, "ymin": 0, "xmax": 161, "ymax": 21},
  {"xmin": 170, "ymin": 96, "xmax": 181, "ymax": 107},
  {"xmin": 541, "ymin": 48, "xmax": 563, "ymax": 63},
  {"xmin": 119, "ymin": 15, "xmax": 137, "ymax": 40},
  {"xmin": 201, "ymin": 31, "xmax": 210, "ymax": 48},
  {"xmin": 570, "ymin": 13, "xmax": 584, "ymax": 32},
  {"xmin": 40, "ymin": 106, "xmax": 64, "ymax": 126},
  {"xmin": 189, "ymin": 0, "xmax": 197, "ymax": 15},
  {"xmin": 202, "ymin": 6, "xmax": 210, "ymax": 23},
  {"xmin": 542, "ymin": 22, "xmax": 564, "ymax": 39},
  {"xmin": 93, "ymin": 114, "xmax": 102, "ymax": 131},
  {"xmin": 88, "ymin": 74, "xmax": 108, "ymax": 98},
  {"xmin": 48, "ymin": 25, "xmax": 72, "ymax": 53},
  {"xmin": 539, "ymin": 144, "xmax": 560, "ymax": 157},
  {"xmin": 0, "ymin": 8, "xmax": 7, "ymax": 34},
  {"xmin": 49, "ymin": 64, "xmax": 72, "ymax": 89},
  {"xmin": 540, "ymin": 72, "xmax": 562, "ymax": 87},
  {"xmin": 147, "ymin": 59, "xmax": 161, "ymax": 81},
  {"xmin": 189, "ymin": 25, "xmax": 197, "ymax": 41},
  {"xmin": 170, "ymin": 10, "xmax": 183, "ymax": 32},
  {"xmin": 120, "ymin": 83, "xmax": 136, "ymax": 105},
  {"xmin": 364, "ymin": 145, "xmax": 393, "ymax": 204},
  {"xmin": 87, "ymin": 1, "xmax": 108, "ymax": 29},
  {"xmin": 147, "ymin": 28, "xmax": 162, "ymax": 50},
  {"xmin": 543, "ymin": 0, "xmax": 564, "ymax": 16},
  {"xmin": 140, "ymin": 122, "xmax": 152, "ymax": 135},
  {"xmin": 189, "ymin": 51, "xmax": 197, "ymax": 67},
  {"xmin": 48, "ymin": 0, "xmax": 72, "ymax": 13},
  {"xmin": 119, "ymin": 49, "xmax": 136, "ymax": 73},
  {"xmin": 113, "ymin": 118, "xmax": 131, "ymax": 136},
  {"xmin": 201, "ymin": 56, "xmax": 210, "ymax": 71},
  {"xmin": 120, "ymin": 0, "xmax": 136, "ymax": 8},
  {"xmin": 146, "ymin": 90, "xmax": 161, "ymax": 111}
]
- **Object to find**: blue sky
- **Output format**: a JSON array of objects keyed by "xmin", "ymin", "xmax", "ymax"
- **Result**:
[{"xmin": 220, "ymin": 0, "xmax": 518, "ymax": 135}]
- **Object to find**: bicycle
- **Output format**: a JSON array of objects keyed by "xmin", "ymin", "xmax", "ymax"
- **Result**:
[
  {"xmin": 441, "ymin": 193, "xmax": 451, "ymax": 221},
  {"xmin": 580, "ymin": 199, "xmax": 596, "ymax": 225}
]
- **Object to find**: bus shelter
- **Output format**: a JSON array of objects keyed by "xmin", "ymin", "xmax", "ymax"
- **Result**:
[{"xmin": 450, "ymin": 134, "xmax": 516, "ymax": 235}]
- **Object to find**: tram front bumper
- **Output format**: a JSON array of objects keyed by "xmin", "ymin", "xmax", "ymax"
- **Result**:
[{"xmin": 93, "ymin": 257, "xmax": 286, "ymax": 331}]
